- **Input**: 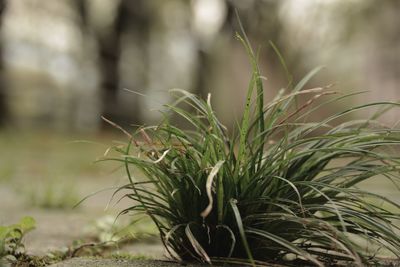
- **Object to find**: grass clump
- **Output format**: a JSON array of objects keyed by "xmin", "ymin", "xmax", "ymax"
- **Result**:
[
  {"xmin": 26, "ymin": 181, "xmax": 80, "ymax": 210},
  {"xmin": 105, "ymin": 35, "xmax": 400, "ymax": 266}
]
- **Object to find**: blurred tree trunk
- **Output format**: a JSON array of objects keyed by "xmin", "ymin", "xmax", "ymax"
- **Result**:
[
  {"xmin": 0, "ymin": 0, "xmax": 7, "ymax": 126},
  {"xmin": 106, "ymin": 0, "xmax": 150, "ymax": 127},
  {"xmin": 72, "ymin": 0, "xmax": 121, "ymax": 127},
  {"xmin": 73, "ymin": 0, "xmax": 151, "ymax": 128},
  {"xmin": 97, "ymin": 8, "xmax": 122, "ymax": 126},
  {"xmin": 193, "ymin": 1, "xmax": 234, "ymax": 100},
  {"xmin": 194, "ymin": 0, "xmax": 296, "ymax": 99}
]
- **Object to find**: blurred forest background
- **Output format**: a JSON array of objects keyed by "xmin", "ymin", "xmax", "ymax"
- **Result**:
[{"xmin": 0, "ymin": 0, "xmax": 399, "ymax": 132}]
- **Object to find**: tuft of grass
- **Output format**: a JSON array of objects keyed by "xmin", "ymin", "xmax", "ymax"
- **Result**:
[
  {"xmin": 25, "ymin": 181, "xmax": 80, "ymax": 210},
  {"xmin": 105, "ymin": 35, "xmax": 400, "ymax": 266}
]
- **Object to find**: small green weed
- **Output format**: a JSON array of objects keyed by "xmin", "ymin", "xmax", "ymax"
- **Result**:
[
  {"xmin": 105, "ymin": 34, "xmax": 400, "ymax": 266},
  {"xmin": 85, "ymin": 215, "xmax": 157, "ymax": 243},
  {"xmin": 0, "ymin": 217, "xmax": 35, "ymax": 266}
]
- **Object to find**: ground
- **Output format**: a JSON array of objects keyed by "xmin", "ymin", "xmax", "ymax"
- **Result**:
[
  {"xmin": 0, "ymin": 131, "xmax": 399, "ymax": 266},
  {"xmin": 49, "ymin": 258, "xmax": 208, "ymax": 267},
  {"xmin": 0, "ymin": 131, "xmax": 164, "ymax": 264}
]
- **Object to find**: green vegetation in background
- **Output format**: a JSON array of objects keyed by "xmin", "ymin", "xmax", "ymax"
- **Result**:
[
  {"xmin": 0, "ymin": 131, "xmax": 111, "ymax": 179},
  {"xmin": 0, "ymin": 131, "xmax": 123, "ymax": 211},
  {"xmin": 25, "ymin": 180, "xmax": 80, "ymax": 210},
  {"xmin": 105, "ymin": 32, "xmax": 400, "ymax": 266}
]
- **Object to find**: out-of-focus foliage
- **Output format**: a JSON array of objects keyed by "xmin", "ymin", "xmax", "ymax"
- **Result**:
[{"xmin": 0, "ymin": 0, "xmax": 398, "ymax": 131}]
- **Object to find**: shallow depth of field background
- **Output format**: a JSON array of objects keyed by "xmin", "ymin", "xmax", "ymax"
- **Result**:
[{"xmin": 0, "ymin": 0, "xmax": 399, "ymax": 258}]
